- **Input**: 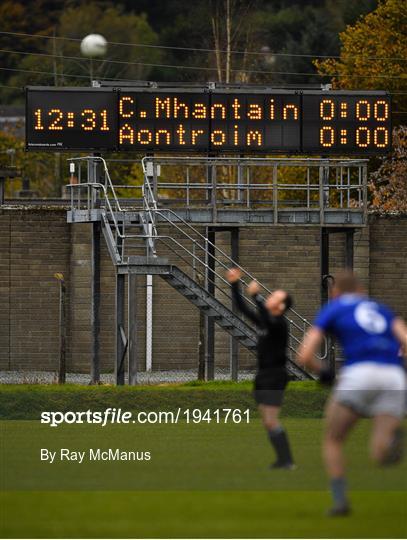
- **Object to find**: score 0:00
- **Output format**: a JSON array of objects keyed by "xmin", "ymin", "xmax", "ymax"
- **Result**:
[{"xmin": 320, "ymin": 125, "xmax": 389, "ymax": 148}]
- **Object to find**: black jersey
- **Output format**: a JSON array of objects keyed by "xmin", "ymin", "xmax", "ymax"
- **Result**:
[{"xmin": 232, "ymin": 282, "xmax": 289, "ymax": 371}]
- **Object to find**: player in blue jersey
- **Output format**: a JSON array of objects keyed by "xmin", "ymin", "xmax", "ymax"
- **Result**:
[{"xmin": 297, "ymin": 270, "xmax": 407, "ymax": 516}]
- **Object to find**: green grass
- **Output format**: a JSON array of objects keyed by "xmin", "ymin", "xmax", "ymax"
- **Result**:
[
  {"xmin": 0, "ymin": 380, "xmax": 327, "ymax": 419},
  {"xmin": 1, "ymin": 382, "xmax": 406, "ymax": 538},
  {"xmin": 2, "ymin": 491, "xmax": 406, "ymax": 538},
  {"xmin": 1, "ymin": 418, "xmax": 406, "ymax": 537}
]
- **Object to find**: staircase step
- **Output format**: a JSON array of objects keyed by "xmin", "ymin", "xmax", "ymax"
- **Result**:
[
  {"xmin": 230, "ymin": 329, "xmax": 246, "ymax": 337},
  {"xmin": 172, "ymin": 284, "xmax": 187, "ymax": 290},
  {"xmin": 161, "ymin": 265, "xmax": 314, "ymax": 381},
  {"xmin": 218, "ymin": 322, "xmax": 233, "ymax": 329},
  {"xmin": 198, "ymin": 307, "xmax": 220, "ymax": 317},
  {"xmin": 240, "ymin": 338, "xmax": 256, "ymax": 347},
  {"xmin": 182, "ymin": 291, "xmax": 198, "ymax": 298},
  {"xmin": 190, "ymin": 299, "xmax": 208, "ymax": 308},
  {"xmin": 205, "ymin": 310, "xmax": 221, "ymax": 317}
]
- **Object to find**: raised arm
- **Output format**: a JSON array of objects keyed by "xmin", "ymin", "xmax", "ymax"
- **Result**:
[
  {"xmin": 253, "ymin": 293, "xmax": 273, "ymax": 326},
  {"xmin": 226, "ymin": 268, "xmax": 261, "ymax": 326},
  {"xmin": 231, "ymin": 282, "xmax": 261, "ymax": 326}
]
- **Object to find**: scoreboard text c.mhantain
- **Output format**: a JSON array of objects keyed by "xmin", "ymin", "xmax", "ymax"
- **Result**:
[{"xmin": 26, "ymin": 86, "xmax": 391, "ymax": 155}]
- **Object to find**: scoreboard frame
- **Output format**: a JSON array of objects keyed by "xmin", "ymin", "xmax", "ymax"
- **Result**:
[
  {"xmin": 25, "ymin": 86, "xmax": 119, "ymax": 152},
  {"xmin": 25, "ymin": 86, "xmax": 392, "ymax": 155}
]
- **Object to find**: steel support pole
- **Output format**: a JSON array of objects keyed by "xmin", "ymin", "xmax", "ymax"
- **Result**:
[
  {"xmin": 57, "ymin": 276, "xmax": 66, "ymax": 384},
  {"xmin": 230, "ymin": 228, "xmax": 239, "ymax": 381},
  {"xmin": 91, "ymin": 221, "xmax": 101, "ymax": 384},
  {"xmin": 320, "ymin": 228, "xmax": 330, "ymax": 306},
  {"xmin": 0, "ymin": 178, "xmax": 5, "ymax": 205},
  {"xmin": 345, "ymin": 229, "xmax": 354, "ymax": 270},
  {"xmin": 198, "ymin": 310, "xmax": 206, "ymax": 380},
  {"xmin": 320, "ymin": 228, "xmax": 335, "ymax": 370},
  {"xmin": 205, "ymin": 227, "xmax": 216, "ymax": 380},
  {"xmin": 208, "ymin": 161, "xmax": 217, "ymax": 223},
  {"xmin": 145, "ymin": 224, "xmax": 153, "ymax": 372},
  {"xmin": 128, "ymin": 273, "xmax": 137, "ymax": 385},
  {"xmin": 115, "ymin": 272, "xmax": 126, "ymax": 385}
]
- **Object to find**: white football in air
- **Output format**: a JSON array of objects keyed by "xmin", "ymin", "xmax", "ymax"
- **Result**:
[{"xmin": 80, "ymin": 34, "xmax": 107, "ymax": 57}]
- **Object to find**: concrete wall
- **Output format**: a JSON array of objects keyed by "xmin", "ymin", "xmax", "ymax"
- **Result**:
[{"xmin": 0, "ymin": 207, "xmax": 406, "ymax": 374}]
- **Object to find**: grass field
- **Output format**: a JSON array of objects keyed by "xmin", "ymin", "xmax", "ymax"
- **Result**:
[
  {"xmin": 1, "ymin": 381, "xmax": 406, "ymax": 538},
  {"xmin": 2, "ymin": 490, "xmax": 406, "ymax": 538}
]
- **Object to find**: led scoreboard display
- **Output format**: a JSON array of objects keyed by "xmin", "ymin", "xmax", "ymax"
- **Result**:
[
  {"xmin": 119, "ymin": 90, "xmax": 211, "ymax": 151},
  {"xmin": 26, "ymin": 87, "xmax": 391, "ymax": 154},
  {"xmin": 26, "ymin": 88, "xmax": 118, "ymax": 150},
  {"xmin": 302, "ymin": 91, "xmax": 391, "ymax": 153},
  {"xmin": 118, "ymin": 89, "xmax": 301, "ymax": 151}
]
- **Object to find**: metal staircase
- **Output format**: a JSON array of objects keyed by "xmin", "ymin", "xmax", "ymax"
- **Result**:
[{"xmin": 68, "ymin": 156, "xmax": 324, "ymax": 381}]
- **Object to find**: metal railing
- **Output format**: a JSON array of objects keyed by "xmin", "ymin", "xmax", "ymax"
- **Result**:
[
  {"xmin": 139, "ymin": 156, "xmax": 368, "ymax": 224},
  {"xmin": 140, "ymin": 158, "xmax": 327, "ymax": 359},
  {"xmin": 67, "ymin": 155, "xmax": 331, "ymax": 361}
]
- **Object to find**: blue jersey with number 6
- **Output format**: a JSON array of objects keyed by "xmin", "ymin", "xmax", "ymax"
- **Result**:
[{"xmin": 314, "ymin": 294, "xmax": 401, "ymax": 367}]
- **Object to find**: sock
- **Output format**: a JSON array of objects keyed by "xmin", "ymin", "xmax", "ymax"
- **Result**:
[
  {"xmin": 268, "ymin": 427, "xmax": 294, "ymax": 465},
  {"xmin": 384, "ymin": 428, "xmax": 404, "ymax": 465},
  {"xmin": 330, "ymin": 477, "xmax": 348, "ymax": 508}
]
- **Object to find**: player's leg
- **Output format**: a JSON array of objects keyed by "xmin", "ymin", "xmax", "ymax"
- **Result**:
[
  {"xmin": 259, "ymin": 404, "xmax": 295, "ymax": 468},
  {"xmin": 323, "ymin": 398, "xmax": 359, "ymax": 515},
  {"xmin": 370, "ymin": 414, "xmax": 403, "ymax": 465},
  {"xmin": 369, "ymin": 368, "xmax": 406, "ymax": 465},
  {"xmin": 259, "ymin": 403, "xmax": 280, "ymax": 430}
]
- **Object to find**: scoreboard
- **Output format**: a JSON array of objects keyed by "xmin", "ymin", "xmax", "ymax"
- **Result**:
[
  {"xmin": 26, "ymin": 86, "xmax": 391, "ymax": 155},
  {"xmin": 302, "ymin": 91, "xmax": 390, "ymax": 153},
  {"xmin": 27, "ymin": 89, "xmax": 117, "ymax": 150}
]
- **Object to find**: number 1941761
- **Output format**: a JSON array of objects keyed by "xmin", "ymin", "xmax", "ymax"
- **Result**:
[{"xmin": 182, "ymin": 408, "xmax": 251, "ymax": 423}]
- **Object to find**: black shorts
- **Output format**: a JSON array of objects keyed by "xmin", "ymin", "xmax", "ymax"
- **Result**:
[{"xmin": 254, "ymin": 369, "xmax": 288, "ymax": 406}]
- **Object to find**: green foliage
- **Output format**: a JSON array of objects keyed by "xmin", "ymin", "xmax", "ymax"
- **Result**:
[
  {"xmin": 0, "ymin": 0, "xmax": 385, "ymax": 100},
  {"xmin": 369, "ymin": 126, "xmax": 407, "ymax": 212},
  {"xmin": 315, "ymin": 0, "xmax": 407, "ymax": 116},
  {"xmin": 0, "ymin": 381, "xmax": 327, "ymax": 419},
  {"xmin": 0, "ymin": 129, "xmax": 59, "ymax": 196},
  {"xmin": 2, "ymin": 3, "xmax": 161, "ymax": 93},
  {"xmin": 0, "ymin": 0, "xmax": 398, "ymax": 198}
]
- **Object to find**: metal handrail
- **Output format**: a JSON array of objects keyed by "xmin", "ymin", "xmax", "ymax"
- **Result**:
[
  {"xmin": 141, "ymin": 157, "xmax": 327, "ymax": 357},
  {"xmin": 68, "ymin": 156, "xmax": 123, "ymax": 211},
  {"xmin": 117, "ymin": 231, "xmax": 316, "ymax": 349},
  {"xmin": 151, "ymin": 206, "xmax": 315, "ymax": 333},
  {"xmin": 140, "ymin": 155, "xmax": 367, "ymax": 216},
  {"xmin": 67, "ymin": 155, "xmax": 328, "ymax": 360},
  {"xmin": 67, "ymin": 181, "xmax": 125, "ymax": 251},
  {"xmin": 139, "ymin": 156, "xmax": 368, "ymax": 166},
  {"xmin": 68, "ymin": 157, "xmax": 128, "ymax": 261}
]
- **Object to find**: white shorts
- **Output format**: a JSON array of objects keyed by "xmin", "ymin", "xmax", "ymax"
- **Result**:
[{"xmin": 333, "ymin": 362, "xmax": 406, "ymax": 419}]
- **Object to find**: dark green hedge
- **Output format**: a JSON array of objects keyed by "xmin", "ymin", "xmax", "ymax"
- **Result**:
[{"xmin": 0, "ymin": 380, "xmax": 329, "ymax": 419}]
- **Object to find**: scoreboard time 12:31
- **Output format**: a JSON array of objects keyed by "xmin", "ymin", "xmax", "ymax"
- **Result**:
[{"xmin": 26, "ymin": 87, "xmax": 391, "ymax": 155}]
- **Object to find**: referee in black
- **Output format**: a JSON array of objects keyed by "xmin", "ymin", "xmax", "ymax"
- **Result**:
[{"xmin": 226, "ymin": 268, "xmax": 295, "ymax": 469}]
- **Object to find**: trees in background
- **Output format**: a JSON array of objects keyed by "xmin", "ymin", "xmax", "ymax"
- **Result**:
[
  {"xmin": 315, "ymin": 0, "xmax": 406, "ymax": 117},
  {"xmin": 369, "ymin": 126, "xmax": 407, "ymax": 212},
  {"xmin": 4, "ymin": 4, "xmax": 161, "ymax": 91},
  {"xmin": 0, "ymin": 0, "xmax": 405, "ymax": 210},
  {"xmin": 0, "ymin": 0, "xmax": 381, "ymax": 97},
  {"xmin": 315, "ymin": 0, "xmax": 407, "ymax": 211}
]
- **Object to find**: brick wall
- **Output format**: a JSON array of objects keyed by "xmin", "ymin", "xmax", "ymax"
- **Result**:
[
  {"xmin": 0, "ymin": 210, "xmax": 70, "ymax": 370},
  {"xmin": 369, "ymin": 215, "xmax": 407, "ymax": 318},
  {"xmin": 0, "ymin": 207, "xmax": 406, "ymax": 373}
]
